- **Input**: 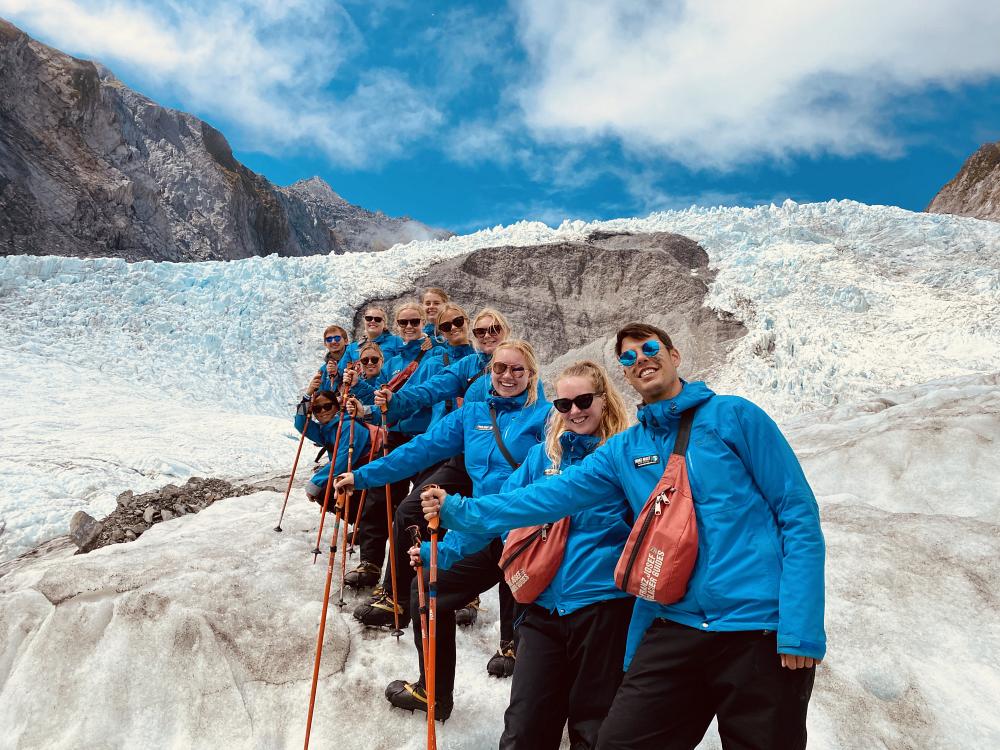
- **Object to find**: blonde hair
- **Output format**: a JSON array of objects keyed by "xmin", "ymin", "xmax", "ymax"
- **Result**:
[
  {"xmin": 392, "ymin": 300, "xmax": 425, "ymax": 332},
  {"xmin": 545, "ymin": 360, "xmax": 631, "ymax": 469},
  {"xmin": 435, "ymin": 302, "xmax": 470, "ymax": 335},
  {"xmin": 422, "ymin": 287, "xmax": 449, "ymax": 303},
  {"xmin": 491, "ymin": 339, "xmax": 540, "ymax": 406},
  {"xmin": 471, "ymin": 307, "xmax": 512, "ymax": 350}
]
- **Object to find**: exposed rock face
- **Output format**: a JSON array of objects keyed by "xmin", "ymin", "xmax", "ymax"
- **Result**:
[
  {"xmin": 0, "ymin": 18, "xmax": 449, "ymax": 261},
  {"xmin": 926, "ymin": 141, "xmax": 1000, "ymax": 222},
  {"xmin": 365, "ymin": 231, "xmax": 747, "ymax": 391}
]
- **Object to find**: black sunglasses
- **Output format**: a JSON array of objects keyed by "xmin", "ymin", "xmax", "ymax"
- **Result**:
[
  {"xmin": 313, "ymin": 401, "xmax": 337, "ymax": 414},
  {"xmin": 364, "ymin": 315, "xmax": 384, "ymax": 323},
  {"xmin": 324, "ymin": 335, "xmax": 344, "ymax": 344},
  {"xmin": 552, "ymin": 392, "xmax": 603, "ymax": 413},
  {"xmin": 438, "ymin": 316, "xmax": 465, "ymax": 333},
  {"xmin": 472, "ymin": 323, "xmax": 503, "ymax": 339},
  {"xmin": 359, "ymin": 356, "xmax": 381, "ymax": 366},
  {"xmin": 396, "ymin": 317, "xmax": 422, "ymax": 328}
]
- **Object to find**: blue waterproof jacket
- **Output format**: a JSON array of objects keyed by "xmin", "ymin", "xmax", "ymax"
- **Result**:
[
  {"xmin": 378, "ymin": 339, "xmax": 443, "ymax": 435},
  {"xmin": 353, "ymin": 390, "xmax": 550, "ymax": 540},
  {"xmin": 294, "ymin": 406, "xmax": 375, "ymax": 488},
  {"xmin": 339, "ymin": 331, "xmax": 403, "ymax": 370},
  {"xmin": 428, "ymin": 343, "xmax": 477, "ymax": 425},
  {"xmin": 388, "ymin": 351, "xmax": 545, "ymax": 422},
  {"xmin": 318, "ymin": 361, "xmax": 342, "ymax": 394},
  {"xmin": 438, "ymin": 381, "xmax": 826, "ymax": 665}
]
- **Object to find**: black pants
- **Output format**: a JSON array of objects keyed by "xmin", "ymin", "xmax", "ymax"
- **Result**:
[
  {"xmin": 409, "ymin": 539, "xmax": 518, "ymax": 700},
  {"xmin": 380, "ymin": 455, "xmax": 473, "ymax": 607},
  {"xmin": 500, "ymin": 597, "xmax": 633, "ymax": 750},
  {"xmin": 356, "ymin": 432, "xmax": 413, "ymax": 568},
  {"xmin": 597, "ymin": 619, "xmax": 816, "ymax": 750}
]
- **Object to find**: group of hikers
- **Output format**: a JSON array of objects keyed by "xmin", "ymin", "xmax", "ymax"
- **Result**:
[{"xmin": 291, "ymin": 287, "xmax": 826, "ymax": 750}]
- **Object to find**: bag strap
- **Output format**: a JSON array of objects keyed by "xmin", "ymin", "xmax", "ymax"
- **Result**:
[
  {"xmin": 464, "ymin": 366, "xmax": 487, "ymax": 394},
  {"xmin": 672, "ymin": 408, "xmax": 697, "ymax": 456},
  {"xmin": 489, "ymin": 405, "xmax": 520, "ymax": 470},
  {"xmin": 385, "ymin": 346, "xmax": 429, "ymax": 393}
]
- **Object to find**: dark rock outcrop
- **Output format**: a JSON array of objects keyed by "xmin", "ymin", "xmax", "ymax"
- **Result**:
[
  {"xmin": 0, "ymin": 18, "xmax": 449, "ymax": 261},
  {"xmin": 365, "ymin": 231, "xmax": 747, "ymax": 391},
  {"xmin": 926, "ymin": 141, "xmax": 1000, "ymax": 222}
]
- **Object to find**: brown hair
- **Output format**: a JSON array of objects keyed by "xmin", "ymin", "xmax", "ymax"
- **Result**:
[
  {"xmin": 490, "ymin": 339, "xmax": 540, "ymax": 405},
  {"xmin": 323, "ymin": 324, "xmax": 348, "ymax": 339},
  {"xmin": 358, "ymin": 341, "xmax": 384, "ymax": 360},
  {"xmin": 615, "ymin": 322, "xmax": 674, "ymax": 355},
  {"xmin": 545, "ymin": 360, "xmax": 631, "ymax": 468}
]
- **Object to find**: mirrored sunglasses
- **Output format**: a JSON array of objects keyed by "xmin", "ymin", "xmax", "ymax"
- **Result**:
[
  {"xmin": 324, "ymin": 335, "xmax": 344, "ymax": 343},
  {"xmin": 491, "ymin": 361, "xmax": 527, "ymax": 378},
  {"xmin": 618, "ymin": 339, "xmax": 661, "ymax": 367}
]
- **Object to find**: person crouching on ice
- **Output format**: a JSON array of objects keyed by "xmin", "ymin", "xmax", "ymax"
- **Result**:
[
  {"xmin": 421, "ymin": 322, "xmax": 826, "ymax": 750},
  {"xmin": 294, "ymin": 390, "xmax": 374, "ymax": 509},
  {"xmin": 334, "ymin": 340, "xmax": 551, "ymax": 721}
]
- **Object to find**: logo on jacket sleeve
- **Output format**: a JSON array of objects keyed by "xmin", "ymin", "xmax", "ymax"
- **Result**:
[
  {"xmin": 633, "ymin": 454, "xmax": 660, "ymax": 468},
  {"xmin": 474, "ymin": 424, "xmax": 493, "ymax": 431}
]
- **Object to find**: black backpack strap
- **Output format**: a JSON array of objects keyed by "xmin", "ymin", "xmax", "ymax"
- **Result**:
[
  {"xmin": 489, "ymin": 406, "xmax": 520, "ymax": 470},
  {"xmin": 442, "ymin": 353, "xmax": 454, "ymax": 412},
  {"xmin": 464, "ymin": 367, "xmax": 487, "ymax": 394},
  {"xmin": 672, "ymin": 408, "xmax": 697, "ymax": 456}
]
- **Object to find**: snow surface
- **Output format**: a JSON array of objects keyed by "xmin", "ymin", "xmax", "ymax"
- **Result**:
[
  {"xmin": 1, "ymin": 375, "xmax": 997, "ymax": 749},
  {"xmin": 2, "ymin": 200, "xmax": 999, "ymax": 562}
]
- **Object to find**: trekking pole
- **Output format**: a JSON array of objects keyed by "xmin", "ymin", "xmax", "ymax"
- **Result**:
[
  {"xmin": 312, "ymin": 379, "xmax": 353, "ymax": 562},
  {"xmin": 380, "ymin": 400, "xmax": 404, "ymax": 640},
  {"xmin": 303, "ymin": 486, "xmax": 347, "ymax": 749},
  {"xmin": 275, "ymin": 399, "xmax": 312, "ymax": 532},
  {"xmin": 348, "ymin": 488, "xmax": 368, "ymax": 554},
  {"xmin": 425, "ymin": 485, "xmax": 441, "ymax": 747},
  {"xmin": 406, "ymin": 525, "xmax": 429, "ymax": 669},
  {"xmin": 338, "ymin": 416, "xmax": 357, "ymax": 606}
]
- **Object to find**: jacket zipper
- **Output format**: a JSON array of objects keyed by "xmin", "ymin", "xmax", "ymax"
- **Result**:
[{"xmin": 500, "ymin": 524, "xmax": 551, "ymax": 571}]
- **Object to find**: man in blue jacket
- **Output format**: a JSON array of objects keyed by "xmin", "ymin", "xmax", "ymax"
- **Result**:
[{"xmin": 421, "ymin": 322, "xmax": 825, "ymax": 750}]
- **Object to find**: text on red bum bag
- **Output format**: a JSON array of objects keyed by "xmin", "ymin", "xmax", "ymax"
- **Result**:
[
  {"xmin": 499, "ymin": 516, "xmax": 571, "ymax": 604},
  {"xmin": 614, "ymin": 407, "xmax": 698, "ymax": 604}
]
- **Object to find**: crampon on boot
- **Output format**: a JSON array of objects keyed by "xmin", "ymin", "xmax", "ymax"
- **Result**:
[
  {"xmin": 344, "ymin": 561, "xmax": 381, "ymax": 590},
  {"xmin": 486, "ymin": 639, "xmax": 516, "ymax": 678},
  {"xmin": 455, "ymin": 596, "xmax": 480, "ymax": 627},
  {"xmin": 385, "ymin": 679, "xmax": 453, "ymax": 721},
  {"xmin": 353, "ymin": 588, "xmax": 410, "ymax": 629}
]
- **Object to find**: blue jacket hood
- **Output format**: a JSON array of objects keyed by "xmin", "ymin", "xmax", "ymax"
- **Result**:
[{"xmin": 636, "ymin": 381, "xmax": 715, "ymax": 430}]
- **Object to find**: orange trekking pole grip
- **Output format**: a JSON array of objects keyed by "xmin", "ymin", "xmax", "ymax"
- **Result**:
[
  {"xmin": 312, "ymin": 376, "xmax": 354, "ymax": 561},
  {"xmin": 380, "ymin": 396, "xmax": 404, "ymax": 640},
  {"xmin": 425, "ymin": 485, "xmax": 440, "ymax": 748},
  {"xmin": 276, "ymin": 398, "xmax": 313, "ymax": 532},
  {"xmin": 303, "ymin": 477, "xmax": 347, "ymax": 749}
]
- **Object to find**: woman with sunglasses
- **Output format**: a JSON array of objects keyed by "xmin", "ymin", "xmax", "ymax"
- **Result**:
[
  {"xmin": 339, "ymin": 305, "xmax": 403, "ymax": 370},
  {"xmin": 294, "ymin": 389, "xmax": 374, "ymax": 507},
  {"xmin": 489, "ymin": 360, "xmax": 634, "ymax": 749},
  {"xmin": 335, "ymin": 340, "xmax": 550, "ymax": 718},
  {"xmin": 343, "ymin": 303, "xmax": 446, "ymax": 589}
]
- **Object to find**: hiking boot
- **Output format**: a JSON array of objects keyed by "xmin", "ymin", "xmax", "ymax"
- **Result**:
[
  {"xmin": 344, "ymin": 561, "xmax": 381, "ymax": 590},
  {"xmin": 486, "ymin": 640, "xmax": 516, "ymax": 678},
  {"xmin": 385, "ymin": 679, "xmax": 453, "ymax": 721},
  {"xmin": 455, "ymin": 596, "xmax": 480, "ymax": 627},
  {"xmin": 353, "ymin": 588, "xmax": 410, "ymax": 629}
]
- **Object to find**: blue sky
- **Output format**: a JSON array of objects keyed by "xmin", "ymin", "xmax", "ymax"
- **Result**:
[{"xmin": 3, "ymin": 0, "xmax": 1000, "ymax": 232}]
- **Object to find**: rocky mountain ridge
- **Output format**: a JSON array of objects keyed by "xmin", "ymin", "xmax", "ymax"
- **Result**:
[
  {"xmin": 926, "ymin": 140, "xmax": 1000, "ymax": 222},
  {"xmin": 0, "ymin": 18, "xmax": 449, "ymax": 261}
]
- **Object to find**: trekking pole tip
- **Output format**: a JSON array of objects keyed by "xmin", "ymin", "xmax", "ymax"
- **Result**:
[
  {"xmin": 391, "ymin": 628, "xmax": 404, "ymax": 640},
  {"xmin": 274, "ymin": 525, "xmax": 283, "ymax": 532}
]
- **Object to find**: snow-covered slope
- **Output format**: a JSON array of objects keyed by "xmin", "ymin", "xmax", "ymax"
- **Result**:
[
  {"xmin": 2, "ymin": 200, "xmax": 999, "ymax": 561},
  {"xmin": 1, "ymin": 375, "xmax": 997, "ymax": 750}
]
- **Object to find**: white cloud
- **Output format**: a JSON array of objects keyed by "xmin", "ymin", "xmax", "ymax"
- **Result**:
[
  {"xmin": 512, "ymin": 0, "xmax": 1000, "ymax": 169},
  {"xmin": 0, "ymin": 0, "xmax": 442, "ymax": 167}
]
